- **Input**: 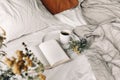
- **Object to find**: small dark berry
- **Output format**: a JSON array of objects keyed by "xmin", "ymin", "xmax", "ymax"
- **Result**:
[
  {"xmin": 22, "ymin": 42, "xmax": 25, "ymax": 45},
  {"xmin": 25, "ymin": 73, "xmax": 28, "ymax": 76},
  {"xmin": 25, "ymin": 48, "xmax": 28, "ymax": 51}
]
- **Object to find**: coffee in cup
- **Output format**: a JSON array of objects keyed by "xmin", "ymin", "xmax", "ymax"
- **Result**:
[{"xmin": 60, "ymin": 30, "xmax": 71, "ymax": 44}]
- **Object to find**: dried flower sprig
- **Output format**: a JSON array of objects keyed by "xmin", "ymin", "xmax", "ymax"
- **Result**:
[
  {"xmin": 22, "ymin": 42, "xmax": 45, "ymax": 72},
  {"xmin": 0, "ymin": 36, "xmax": 6, "ymax": 48},
  {"xmin": 0, "ymin": 42, "xmax": 45, "ymax": 80},
  {"xmin": 69, "ymin": 38, "xmax": 88, "ymax": 54}
]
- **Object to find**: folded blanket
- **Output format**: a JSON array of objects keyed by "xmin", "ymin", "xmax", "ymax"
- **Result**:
[{"xmin": 74, "ymin": 18, "xmax": 120, "ymax": 80}]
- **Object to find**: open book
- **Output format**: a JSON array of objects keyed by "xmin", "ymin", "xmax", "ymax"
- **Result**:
[{"xmin": 38, "ymin": 40, "xmax": 70, "ymax": 69}]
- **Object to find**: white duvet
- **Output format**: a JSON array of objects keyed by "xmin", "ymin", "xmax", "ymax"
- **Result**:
[
  {"xmin": 79, "ymin": 0, "xmax": 120, "ymax": 80},
  {"xmin": 74, "ymin": 18, "xmax": 120, "ymax": 80},
  {"xmin": 3, "ymin": 0, "xmax": 120, "ymax": 80},
  {"xmin": 3, "ymin": 25, "xmax": 96, "ymax": 80},
  {"xmin": 0, "ymin": 0, "xmax": 75, "ymax": 42},
  {"xmin": 0, "ymin": 1, "xmax": 96, "ymax": 78},
  {"xmin": 0, "ymin": 0, "xmax": 96, "ymax": 80},
  {"xmin": 81, "ymin": 0, "xmax": 120, "ymax": 25}
]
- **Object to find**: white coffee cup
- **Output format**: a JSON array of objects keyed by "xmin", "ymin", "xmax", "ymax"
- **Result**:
[{"xmin": 60, "ymin": 30, "xmax": 72, "ymax": 44}]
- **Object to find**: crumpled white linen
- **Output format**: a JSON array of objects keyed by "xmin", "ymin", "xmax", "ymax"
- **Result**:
[
  {"xmin": 81, "ymin": 0, "xmax": 120, "ymax": 25},
  {"xmin": 74, "ymin": 18, "xmax": 120, "ymax": 80}
]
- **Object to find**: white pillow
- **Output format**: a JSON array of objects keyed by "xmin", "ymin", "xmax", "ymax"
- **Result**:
[
  {"xmin": 55, "ymin": 4, "xmax": 87, "ymax": 27},
  {"xmin": 0, "ymin": 0, "xmax": 58, "ymax": 42}
]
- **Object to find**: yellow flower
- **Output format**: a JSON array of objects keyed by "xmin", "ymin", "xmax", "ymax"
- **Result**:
[
  {"xmin": 12, "ymin": 62, "xmax": 21, "ymax": 75},
  {"xmin": 73, "ymin": 46, "xmax": 80, "ymax": 54},
  {"xmin": 38, "ymin": 73, "xmax": 46, "ymax": 80},
  {"xmin": 4, "ymin": 57, "xmax": 15, "ymax": 68}
]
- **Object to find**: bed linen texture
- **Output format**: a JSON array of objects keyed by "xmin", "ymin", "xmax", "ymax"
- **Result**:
[
  {"xmin": 55, "ymin": 3, "xmax": 87, "ymax": 27},
  {"xmin": 2, "ymin": 25, "xmax": 96, "ymax": 80},
  {"xmin": 74, "ymin": 18, "xmax": 120, "ymax": 80},
  {"xmin": 79, "ymin": 0, "xmax": 120, "ymax": 79},
  {"xmin": 0, "ymin": 0, "xmax": 92, "ymax": 79},
  {"xmin": 81, "ymin": 0, "xmax": 120, "ymax": 25},
  {"xmin": 3, "ymin": 25, "xmax": 73, "ymax": 57},
  {"xmin": 44, "ymin": 55, "xmax": 96, "ymax": 80},
  {"xmin": 0, "ymin": 0, "xmax": 68, "ymax": 42}
]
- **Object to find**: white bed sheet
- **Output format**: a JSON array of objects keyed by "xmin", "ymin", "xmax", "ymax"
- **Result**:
[
  {"xmin": 44, "ymin": 55, "xmax": 96, "ymax": 80},
  {"xmin": 55, "ymin": 3, "xmax": 87, "ymax": 27},
  {"xmin": 2, "ymin": 25, "xmax": 96, "ymax": 80},
  {"xmin": 3, "ymin": 25, "xmax": 73, "ymax": 56}
]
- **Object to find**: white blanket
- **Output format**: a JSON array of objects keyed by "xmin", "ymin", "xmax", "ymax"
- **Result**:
[
  {"xmin": 44, "ymin": 55, "xmax": 96, "ymax": 80},
  {"xmin": 74, "ymin": 18, "xmax": 120, "ymax": 80},
  {"xmin": 2, "ymin": 25, "xmax": 96, "ymax": 80},
  {"xmin": 81, "ymin": 0, "xmax": 120, "ymax": 25},
  {"xmin": 79, "ymin": 0, "xmax": 120, "ymax": 79}
]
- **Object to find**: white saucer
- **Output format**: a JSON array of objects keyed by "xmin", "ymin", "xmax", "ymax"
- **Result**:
[
  {"xmin": 42, "ymin": 30, "xmax": 80, "ymax": 42},
  {"xmin": 42, "ymin": 31, "xmax": 60, "ymax": 42}
]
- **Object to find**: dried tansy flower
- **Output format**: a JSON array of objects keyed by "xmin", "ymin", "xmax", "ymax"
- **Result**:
[
  {"xmin": 4, "ymin": 57, "xmax": 15, "ymax": 67},
  {"xmin": 23, "ymin": 65, "xmax": 28, "ymax": 71},
  {"xmin": 26, "ymin": 59, "xmax": 33, "ymax": 67},
  {"xmin": 12, "ymin": 62, "xmax": 22, "ymax": 74},
  {"xmin": 1, "ymin": 42, "xmax": 45, "ymax": 79},
  {"xmin": 25, "ymin": 56, "xmax": 33, "ymax": 67},
  {"xmin": 38, "ymin": 73, "xmax": 46, "ymax": 80},
  {"xmin": 16, "ymin": 50, "xmax": 25, "ymax": 60}
]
